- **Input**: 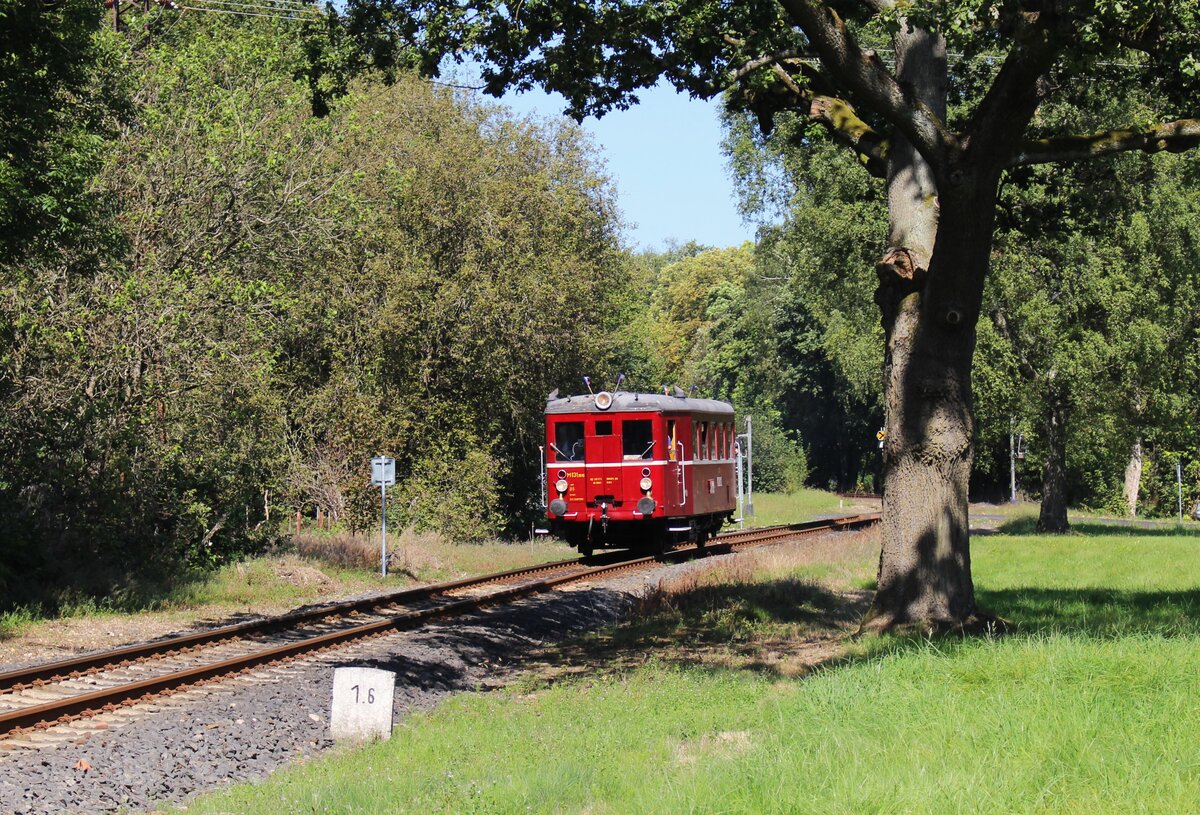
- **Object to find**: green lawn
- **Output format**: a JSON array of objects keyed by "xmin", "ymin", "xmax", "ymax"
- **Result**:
[
  {"xmin": 743, "ymin": 488, "xmax": 872, "ymax": 527},
  {"xmin": 189, "ymin": 523, "xmax": 1200, "ymax": 815}
]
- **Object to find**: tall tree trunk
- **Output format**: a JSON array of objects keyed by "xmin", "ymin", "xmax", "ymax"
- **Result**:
[
  {"xmin": 865, "ymin": 28, "xmax": 991, "ymax": 629},
  {"xmin": 1037, "ymin": 383, "xmax": 1070, "ymax": 532},
  {"xmin": 869, "ymin": 171, "xmax": 1000, "ymax": 627},
  {"xmin": 1123, "ymin": 438, "xmax": 1142, "ymax": 517}
]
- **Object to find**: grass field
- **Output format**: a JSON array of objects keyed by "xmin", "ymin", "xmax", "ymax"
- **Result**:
[
  {"xmin": 743, "ymin": 488, "xmax": 873, "ymax": 527},
  {"xmin": 190, "ymin": 520, "xmax": 1200, "ymax": 815}
]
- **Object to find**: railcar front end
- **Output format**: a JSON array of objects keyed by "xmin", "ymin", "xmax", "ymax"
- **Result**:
[{"xmin": 543, "ymin": 390, "xmax": 737, "ymax": 556}]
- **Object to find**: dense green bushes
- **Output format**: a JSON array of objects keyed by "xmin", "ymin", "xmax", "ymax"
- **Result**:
[{"xmin": 0, "ymin": 15, "xmax": 629, "ymax": 606}]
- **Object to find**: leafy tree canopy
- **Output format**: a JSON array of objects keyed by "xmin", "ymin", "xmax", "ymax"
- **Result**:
[
  {"xmin": 0, "ymin": 0, "xmax": 128, "ymax": 264},
  {"xmin": 395, "ymin": 0, "xmax": 1198, "ymax": 176}
]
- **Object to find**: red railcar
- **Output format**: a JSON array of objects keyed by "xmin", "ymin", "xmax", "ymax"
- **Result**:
[{"xmin": 544, "ymin": 390, "xmax": 737, "ymax": 555}]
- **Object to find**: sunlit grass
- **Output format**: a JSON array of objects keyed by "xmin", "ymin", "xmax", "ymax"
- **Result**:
[
  {"xmin": 0, "ymin": 534, "xmax": 573, "ymax": 641},
  {"xmin": 743, "ymin": 488, "xmax": 873, "ymax": 527},
  {"xmin": 191, "ymin": 639, "xmax": 1200, "ymax": 815},
  {"xmin": 188, "ymin": 519, "xmax": 1200, "ymax": 815}
]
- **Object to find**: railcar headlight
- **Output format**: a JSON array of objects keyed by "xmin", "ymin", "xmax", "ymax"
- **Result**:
[
  {"xmin": 639, "ymin": 477, "xmax": 653, "ymax": 492},
  {"xmin": 595, "ymin": 391, "xmax": 613, "ymax": 410},
  {"xmin": 555, "ymin": 479, "xmax": 569, "ymax": 494}
]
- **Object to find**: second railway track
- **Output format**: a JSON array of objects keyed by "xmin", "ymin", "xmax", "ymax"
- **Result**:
[{"xmin": 0, "ymin": 512, "xmax": 879, "ymax": 742}]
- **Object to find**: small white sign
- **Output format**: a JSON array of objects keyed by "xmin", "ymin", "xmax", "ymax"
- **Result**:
[
  {"xmin": 371, "ymin": 456, "xmax": 396, "ymax": 486},
  {"xmin": 330, "ymin": 666, "xmax": 395, "ymax": 742}
]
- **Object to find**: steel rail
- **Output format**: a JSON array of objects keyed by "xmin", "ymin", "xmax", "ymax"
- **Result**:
[
  {"xmin": 0, "ymin": 555, "xmax": 630, "ymax": 692},
  {"xmin": 0, "ymin": 514, "xmax": 879, "ymax": 692},
  {"xmin": 0, "ymin": 512, "xmax": 879, "ymax": 736}
]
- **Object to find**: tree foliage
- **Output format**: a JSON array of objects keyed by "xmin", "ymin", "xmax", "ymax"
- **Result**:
[
  {"xmin": 985, "ymin": 143, "xmax": 1200, "ymax": 520},
  {"xmin": 0, "ymin": 0, "xmax": 128, "ymax": 265},
  {"xmin": 727, "ymin": 72, "xmax": 1200, "ymax": 517},
  {"xmin": 393, "ymin": 0, "xmax": 1199, "ymax": 627},
  {"xmin": 0, "ymin": 14, "xmax": 628, "ymax": 606}
]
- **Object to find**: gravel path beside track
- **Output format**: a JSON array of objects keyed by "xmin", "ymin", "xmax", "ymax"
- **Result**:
[{"xmin": 0, "ymin": 557, "xmax": 716, "ymax": 814}]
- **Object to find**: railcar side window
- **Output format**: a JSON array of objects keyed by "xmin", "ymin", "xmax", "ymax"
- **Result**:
[
  {"xmin": 698, "ymin": 422, "xmax": 709, "ymax": 460},
  {"xmin": 622, "ymin": 420, "xmax": 654, "ymax": 460},
  {"xmin": 667, "ymin": 420, "xmax": 677, "ymax": 461},
  {"xmin": 553, "ymin": 422, "xmax": 585, "ymax": 462}
]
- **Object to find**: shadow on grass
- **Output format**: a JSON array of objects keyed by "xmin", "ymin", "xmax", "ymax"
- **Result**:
[
  {"xmin": 997, "ymin": 516, "xmax": 1200, "ymax": 537},
  {"xmin": 523, "ymin": 578, "xmax": 874, "ymax": 685},
  {"xmin": 526, "ymin": 572, "xmax": 1200, "ymax": 691},
  {"xmin": 980, "ymin": 586, "xmax": 1200, "ymax": 637}
]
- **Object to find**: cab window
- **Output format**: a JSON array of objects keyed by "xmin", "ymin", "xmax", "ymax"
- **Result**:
[
  {"xmin": 553, "ymin": 422, "xmax": 585, "ymax": 462},
  {"xmin": 622, "ymin": 420, "xmax": 654, "ymax": 460}
]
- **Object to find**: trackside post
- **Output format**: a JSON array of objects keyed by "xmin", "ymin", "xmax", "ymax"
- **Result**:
[{"xmin": 371, "ymin": 456, "xmax": 396, "ymax": 576}]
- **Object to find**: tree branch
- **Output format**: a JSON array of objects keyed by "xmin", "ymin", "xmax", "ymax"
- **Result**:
[
  {"xmin": 1009, "ymin": 119, "xmax": 1200, "ymax": 167},
  {"xmin": 729, "ymin": 51, "xmax": 890, "ymax": 177},
  {"xmin": 806, "ymin": 91, "xmax": 889, "ymax": 177},
  {"xmin": 730, "ymin": 46, "xmax": 807, "ymax": 82},
  {"xmin": 991, "ymin": 309, "xmax": 1036, "ymax": 382},
  {"xmin": 964, "ymin": 15, "xmax": 1060, "ymax": 163},
  {"xmin": 776, "ymin": 0, "xmax": 958, "ymax": 170}
]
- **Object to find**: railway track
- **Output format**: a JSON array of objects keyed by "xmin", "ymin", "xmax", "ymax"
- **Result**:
[{"xmin": 0, "ymin": 513, "xmax": 878, "ymax": 741}]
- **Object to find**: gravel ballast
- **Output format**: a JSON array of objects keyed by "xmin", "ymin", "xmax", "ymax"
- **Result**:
[{"xmin": 0, "ymin": 559, "xmax": 712, "ymax": 814}]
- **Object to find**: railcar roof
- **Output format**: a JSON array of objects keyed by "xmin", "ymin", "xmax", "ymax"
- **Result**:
[{"xmin": 545, "ymin": 392, "xmax": 735, "ymax": 416}]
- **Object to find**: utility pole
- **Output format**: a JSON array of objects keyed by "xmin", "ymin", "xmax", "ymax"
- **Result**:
[
  {"xmin": 1009, "ymin": 417, "xmax": 1017, "ymax": 504},
  {"xmin": 745, "ymin": 415, "xmax": 754, "ymax": 517},
  {"xmin": 1177, "ymin": 461, "xmax": 1184, "ymax": 527}
]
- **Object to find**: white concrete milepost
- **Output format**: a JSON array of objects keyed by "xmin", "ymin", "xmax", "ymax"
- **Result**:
[
  {"xmin": 330, "ymin": 666, "xmax": 396, "ymax": 743},
  {"xmin": 371, "ymin": 456, "xmax": 396, "ymax": 576}
]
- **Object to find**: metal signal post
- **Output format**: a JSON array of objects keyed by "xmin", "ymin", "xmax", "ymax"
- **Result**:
[
  {"xmin": 736, "ymin": 415, "xmax": 754, "ymax": 520},
  {"xmin": 371, "ymin": 456, "xmax": 396, "ymax": 576},
  {"xmin": 1178, "ymin": 461, "xmax": 1184, "ymax": 527}
]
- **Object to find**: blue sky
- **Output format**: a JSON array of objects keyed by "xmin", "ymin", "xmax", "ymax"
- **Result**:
[{"xmin": 496, "ymin": 82, "xmax": 757, "ymax": 252}]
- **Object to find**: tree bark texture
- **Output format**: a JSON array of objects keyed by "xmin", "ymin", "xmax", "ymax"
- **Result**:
[
  {"xmin": 865, "ymin": 28, "xmax": 992, "ymax": 628},
  {"xmin": 869, "ymin": 171, "xmax": 1001, "ymax": 627},
  {"xmin": 1037, "ymin": 385, "xmax": 1070, "ymax": 532},
  {"xmin": 1123, "ymin": 438, "xmax": 1142, "ymax": 517}
]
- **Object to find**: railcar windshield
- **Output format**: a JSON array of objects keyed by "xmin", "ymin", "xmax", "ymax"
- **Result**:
[
  {"xmin": 622, "ymin": 419, "xmax": 654, "ymax": 460},
  {"xmin": 552, "ymin": 421, "xmax": 586, "ymax": 462}
]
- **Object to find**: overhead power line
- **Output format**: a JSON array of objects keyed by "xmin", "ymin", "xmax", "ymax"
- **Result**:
[
  {"xmin": 110, "ymin": 0, "xmax": 321, "ymax": 26},
  {"xmin": 183, "ymin": 0, "xmax": 320, "ymax": 17},
  {"xmin": 177, "ymin": 5, "xmax": 315, "ymax": 19}
]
